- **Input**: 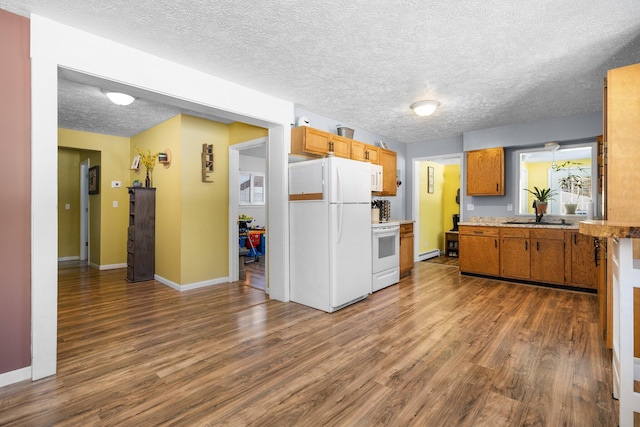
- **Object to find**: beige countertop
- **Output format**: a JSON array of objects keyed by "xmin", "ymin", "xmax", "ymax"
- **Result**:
[{"xmin": 459, "ymin": 216, "xmax": 580, "ymax": 230}]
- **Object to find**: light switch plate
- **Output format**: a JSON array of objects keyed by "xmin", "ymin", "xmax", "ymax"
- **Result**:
[{"xmin": 113, "ymin": 201, "xmax": 118, "ymax": 208}]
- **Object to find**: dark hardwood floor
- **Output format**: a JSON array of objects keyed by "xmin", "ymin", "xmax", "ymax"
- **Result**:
[{"xmin": 0, "ymin": 261, "xmax": 617, "ymax": 426}]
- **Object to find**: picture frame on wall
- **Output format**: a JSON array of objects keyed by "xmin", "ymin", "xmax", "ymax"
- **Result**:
[
  {"xmin": 427, "ymin": 166, "xmax": 434, "ymax": 194},
  {"xmin": 131, "ymin": 155, "xmax": 140, "ymax": 170},
  {"xmin": 88, "ymin": 165, "xmax": 100, "ymax": 195}
]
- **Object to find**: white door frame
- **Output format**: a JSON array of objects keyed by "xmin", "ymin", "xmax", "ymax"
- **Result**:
[
  {"xmin": 79, "ymin": 159, "xmax": 89, "ymax": 261},
  {"xmin": 228, "ymin": 137, "xmax": 268, "ymax": 289}
]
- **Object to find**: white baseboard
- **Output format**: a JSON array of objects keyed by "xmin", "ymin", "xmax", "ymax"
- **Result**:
[
  {"xmin": 0, "ymin": 366, "xmax": 31, "ymax": 388},
  {"xmin": 154, "ymin": 274, "xmax": 230, "ymax": 292},
  {"xmin": 58, "ymin": 256, "xmax": 80, "ymax": 262},
  {"xmin": 418, "ymin": 249, "xmax": 441, "ymax": 261},
  {"xmin": 98, "ymin": 263, "xmax": 127, "ymax": 270}
]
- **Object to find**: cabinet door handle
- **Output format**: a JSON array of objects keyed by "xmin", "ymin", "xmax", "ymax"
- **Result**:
[
  {"xmin": 496, "ymin": 183, "xmax": 499, "ymax": 192},
  {"xmin": 536, "ymin": 241, "xmax": 540, "ymax": 251},
  {"xmin": 525, "ymin": 241, "xmax": 528, "ymax": 250},
  {"xmin": 494, "ymin": 239, "xmax": 498, "ymax": 248},
  {"xmin": 573, "ymin": 234, "xmax": 577, "ymax": 245}
]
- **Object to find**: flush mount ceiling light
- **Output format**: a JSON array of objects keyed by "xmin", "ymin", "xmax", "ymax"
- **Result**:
[
  {"xmin": 410, "ymin": 100, "xmax": 440, "ymax": 116},
  {"xmin": 102, "ymin": 90, "xmax": 135, "ymax": 106}
]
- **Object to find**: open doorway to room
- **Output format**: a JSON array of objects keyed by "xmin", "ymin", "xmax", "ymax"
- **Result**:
[
  {"xmin": 229, "ymin": 137, "xmax": 268, "ymax": 291},
  {"xmin": 32, "ymin": 33, "xmax": 291, "ymax": 379},
  {"xmin": 58, "ymin": 148, "xmax": 100, "ymax": 270},
  {"xmin": 412, "ymin": 155, "xmax": 462, "ymax": 264}
]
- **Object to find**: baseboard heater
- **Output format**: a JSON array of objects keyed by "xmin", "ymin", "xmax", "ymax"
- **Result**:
[{"xmin": 418, "ymin": 249, "xmax": 440, "ymax": 261}]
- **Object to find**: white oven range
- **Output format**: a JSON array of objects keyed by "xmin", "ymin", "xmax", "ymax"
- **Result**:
[{"xmin": 371, "ymin": 221, "xmax": 400, "ymax": 292}]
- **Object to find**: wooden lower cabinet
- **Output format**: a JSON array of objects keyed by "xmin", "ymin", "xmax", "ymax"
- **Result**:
[
  {"xmin": 566, "ymin": 231, "xmax": 599, "ymax": 290},
  {"xmin": 462, "ymin": 225, "xmax": 599, "ymax": 290},
  {"xmin": 500, "ymin": 228, "xmax": 530, "ymax": 280},
  {"xmin": 530, "ymin": 229, "xmax": 566, "ymax": 285},
  {"xmin": 399, "ymin": 222, "xmax": 414, "ymax": 277},
  {"xmin": 459, "ymin": 226, "xmax": 500, "ymax": 276}
]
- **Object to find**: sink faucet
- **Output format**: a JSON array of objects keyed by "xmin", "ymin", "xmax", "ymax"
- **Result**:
[{"xmin": 533, "ymin": 201, "xmax": 544, "ymax": 223}]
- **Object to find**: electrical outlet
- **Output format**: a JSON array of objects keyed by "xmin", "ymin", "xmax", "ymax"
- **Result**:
[
  {"xmin": 111, "ymin": 181, "xmax": 122, "ymax": 188},
  {"xmin": 467, "ymin": 203, "xmax": 475, "ymax": 211},
  {"xmin": 507, "ymin": 204, "xmax": 513, "ymax": 211}
]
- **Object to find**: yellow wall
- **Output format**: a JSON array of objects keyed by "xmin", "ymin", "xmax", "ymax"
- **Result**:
[
  {"xmin": 58, "ymin": 129, "xmax": 130, "ymax": 266},
  {"xmin": 229, "ymin": 122, "xmax": 268, "ymax": 145},
  {"xmin": 131, "ymin": 115, "xmax": 183, "ymax": 282},
  {"xmin": 59, "ymin": 117, "xmax": 265, "ymax": 284},
  {"xmin": 442, "ymin": 164, "xmax": 461, "ymax": 233},
  {"xmin": 58, "ymin": 148, "xmax": 81, "ymax": 258},
  {"xmin": 419, "ymin": 161, "xmax": 445, "ymax": 255},
  {"xmin": 180, "ymin": 115, "xmax": 230, "ymax": 284}
]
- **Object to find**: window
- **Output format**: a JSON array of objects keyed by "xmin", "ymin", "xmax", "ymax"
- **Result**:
[
  {"xmin": 516, "ymin": 143, "xmax": 596, "ymax": 215},
  {"xmin": 239, "ymin": 171, "xmax": 265, "ymax": 205}
]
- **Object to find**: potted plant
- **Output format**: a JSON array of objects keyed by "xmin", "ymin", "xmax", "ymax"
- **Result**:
[
  {"xmin": 553, "ymin": 161, "xmax": 586, "ymax": 214},
  {"xmin": 524, "ymin": 186, "xmax": 557, "ymax": 214}
]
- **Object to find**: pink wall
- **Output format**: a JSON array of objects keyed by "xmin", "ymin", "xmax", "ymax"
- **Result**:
[{"xmin": 0, "ymin": 9, "xmax": 31, "ymax": 374}]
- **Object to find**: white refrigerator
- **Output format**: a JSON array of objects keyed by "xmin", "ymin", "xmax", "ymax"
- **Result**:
[{"xmin": 289, "ymin": 156, "xmax": 372, "ymax": 312}]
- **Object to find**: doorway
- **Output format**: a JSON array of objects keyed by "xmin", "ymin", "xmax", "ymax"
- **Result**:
[
  {"xmin": 229, "ymin": 137, "xmax": 268, "ymax": 291},
  {"xmin": 412, "ymin": 155, "xmax": 462, "ymax": 261},
  {"xmin": 31, "ymin": 25, "xmax": 292, "ymax": 379},
  {"xmin": 79, "ymin": 159, "xmax": 89, "ymax": 262}
]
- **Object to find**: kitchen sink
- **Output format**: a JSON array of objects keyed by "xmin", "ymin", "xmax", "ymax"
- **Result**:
[{"xmin": 504, "ymin": 221, "xmax": 567, "ymax": 226}]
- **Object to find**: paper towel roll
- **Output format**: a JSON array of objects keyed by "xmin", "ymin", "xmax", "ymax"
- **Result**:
[
  {"xmin": 586, "ymin": 202, "xmax": 594, "ymax": 220},
  {"xmin": 371, "ymin": 208, "xmax": 380, "ymax": 223}
]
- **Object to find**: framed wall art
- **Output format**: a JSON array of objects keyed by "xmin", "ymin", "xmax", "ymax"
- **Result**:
[
  {"xmin": 88, "ymin": 165, "xmax": 100, "ymax": 195},
  {"xmin": 427, "ymin": 166, "xmax": 434, "ymax": 194}
]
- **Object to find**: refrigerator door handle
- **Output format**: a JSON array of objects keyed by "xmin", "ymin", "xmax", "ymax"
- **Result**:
[
  {"xmin": 336, "ymin": 203, "xmax": 343, "ymax": 244},
  {"xmin": 335, "ymin": 164, "xmax": 343, "ymax": 204}
]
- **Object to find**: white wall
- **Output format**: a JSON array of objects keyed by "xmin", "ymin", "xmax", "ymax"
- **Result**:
[{"xmin": 30, "ymin": 15, "xmax": 293, "ymax": 380}]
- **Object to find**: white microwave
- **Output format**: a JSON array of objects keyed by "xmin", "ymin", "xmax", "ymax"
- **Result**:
[{"xmin": 371, "ymin": 164, "xmax": 383, "ymax": 192}]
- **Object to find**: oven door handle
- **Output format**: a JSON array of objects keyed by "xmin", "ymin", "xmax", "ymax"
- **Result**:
[{"xmin": 373, "ymin": 226, "xmax": 399, "ymax": 235}]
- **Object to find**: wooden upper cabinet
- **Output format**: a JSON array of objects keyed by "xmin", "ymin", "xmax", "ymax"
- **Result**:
[
  {"xmin": 291, "ymin": 126, "xmax": 350, "ymax": 159},
  {"xmin": 330, "ymin": 135, "xmax": 352, "ymax": 158},
  {"xmin": 466, "ymin": 147, "xmax": 505, "ymax": 196},
  {"xmin": 378, "ymin": 148, "xmax": 397, "ymax": 196},
  {"xmin": 351, "ymin": 140, "xmax": 379, "ymax": 164}
]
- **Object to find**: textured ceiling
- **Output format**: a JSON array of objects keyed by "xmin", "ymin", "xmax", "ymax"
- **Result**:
[{"xmin": 2, "ymin": 0, "xmax": 640, "ymax": 143}]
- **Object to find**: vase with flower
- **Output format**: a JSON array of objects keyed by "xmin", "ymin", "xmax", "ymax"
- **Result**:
[{"xmin": 137, "ymin": 148, "xmax": 158, "ymax": 187}]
